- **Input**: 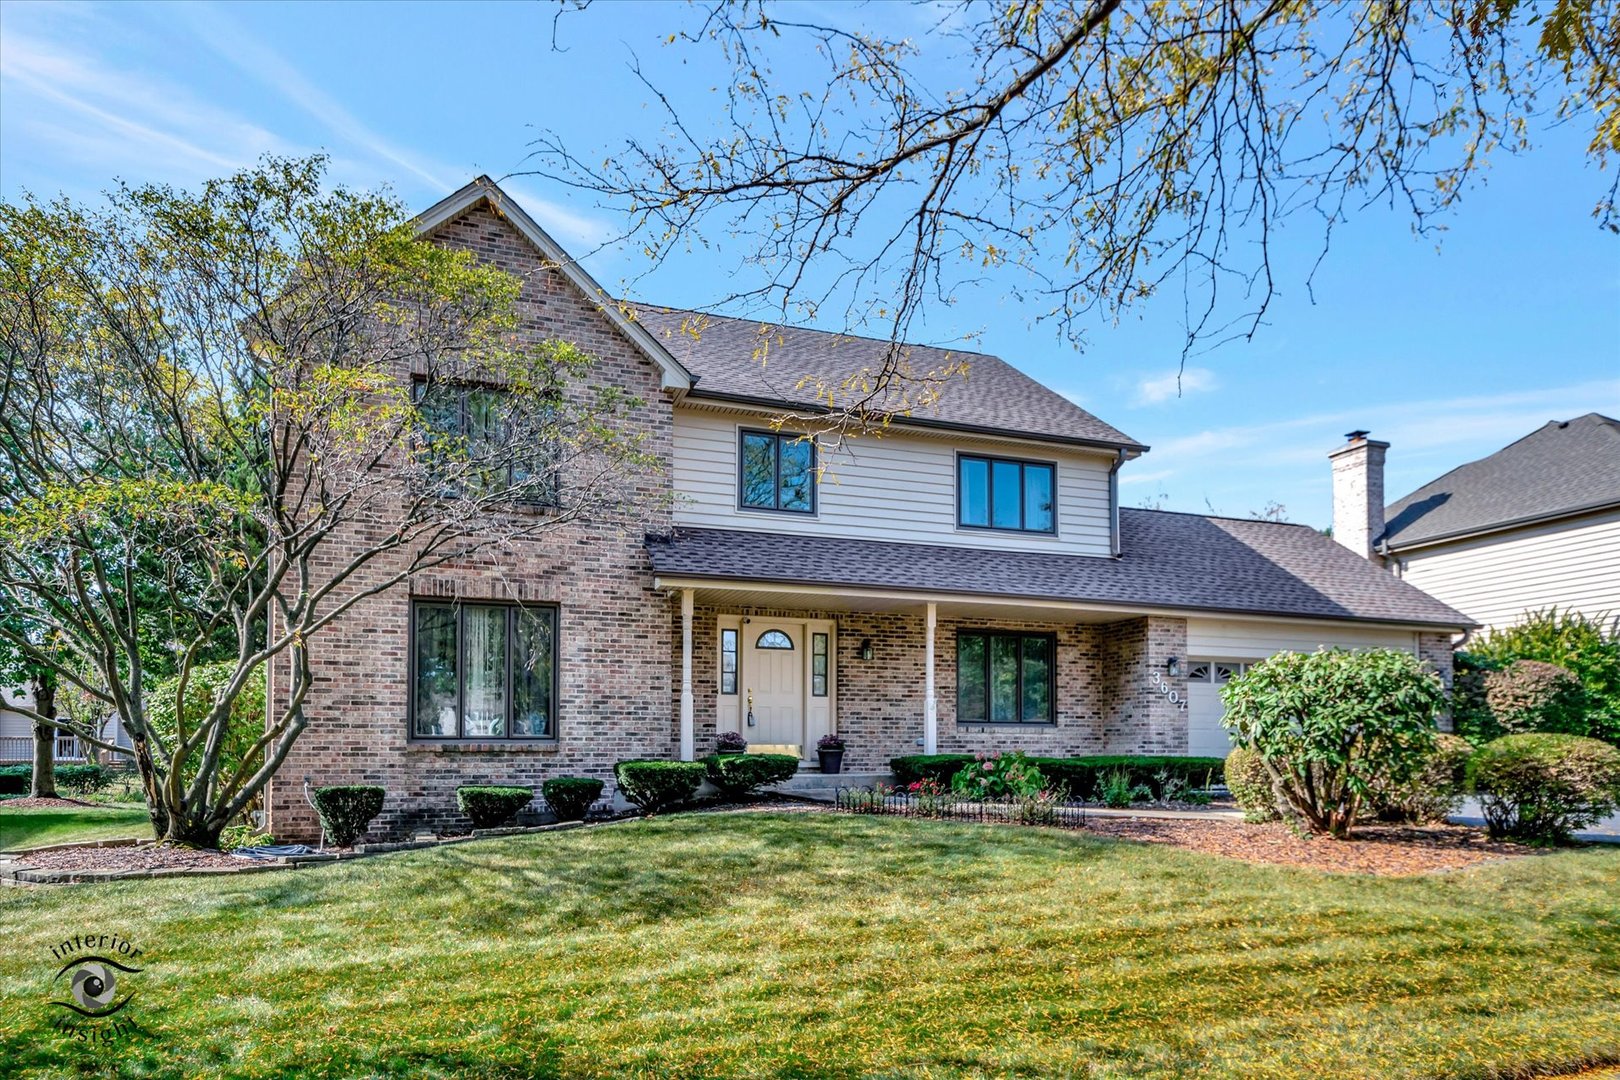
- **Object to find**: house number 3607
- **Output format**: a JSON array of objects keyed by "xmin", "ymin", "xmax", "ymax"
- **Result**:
[{"xmin": 1149, "ymin": 673, "xmax": 1189, "ymax": 711}]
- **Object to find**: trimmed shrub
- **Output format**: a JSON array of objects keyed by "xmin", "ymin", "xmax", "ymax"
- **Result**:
[
  {"xmin": 891, "ymin": 754, "xmax": 1224, "ymax": 797},
  {"xmin": 310, "ymin": 785, "xmax": 385, "ymax": 847},
  {"xmin": 1467, "ymin": 607, "xmax": 1620, "ymax": 744},
  {"xmin": 704, "ymin": 753, "xmax": 798, "ymax": 797},
  {"xmin": 457, "ymin": 785, "xmax": 534, "ymax": 829},
  {"xmin": 1468, "ymin": 733, "xmax": 1620, "ymax": 844},
  {"xmin": 1221, "ymin": 648, "xmax": 1445, "ymax": 837},
  {"xmin": 615, "ymin": 760, "xmax": 705, "ymax": 813},
  {"xmin": 0, "ymin": 763, "xmax": 112, "ymax": 797},
  {"xmin": 1224, "ymin": 746, "xmax": 1280, "ymax": 822},
  {"xmin": 1484, "ymin": 660, "xmax": 1588, "ymax": 736},
  {"xmin": 542, "ymin": 777, "xmax": 604, "ymax": 822},
  {"xmin": 1367, "ymin": 733, "xmax": 1474, "ymax": 823}
]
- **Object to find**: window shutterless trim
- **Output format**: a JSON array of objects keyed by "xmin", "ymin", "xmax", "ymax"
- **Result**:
[
  {"xmin": 955, "ymin": 629, "xmax": 1057, "ymax": 724},
  {"xmin": 407, "ymin": 599, "xmax": 561, "ymax": 742},
  {"xmin": 737, "ymin": 427, "xmax": 817, "ymax": 515},
  {"xmin": 411, "ymin": 378, "xmax": 561, "ymax": 508},
  {"xmin": 955, "ymin": 452, "xmax": 1058, "ymax": 534}
]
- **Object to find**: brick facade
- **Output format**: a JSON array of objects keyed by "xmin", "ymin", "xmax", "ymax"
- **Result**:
[
  {"xmin": 266, "ymin": 203, "xmax": 677, "ymax": 841},
  {"xmin": 679, "ymin": 605, "xmax": 1191, "ymax": 773},
  {"xmin": 1416, "ymin": 631, "xmax": 1458, "ymax": 732}
]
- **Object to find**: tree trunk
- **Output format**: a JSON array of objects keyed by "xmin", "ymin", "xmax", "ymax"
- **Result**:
[
  {"xmin": 130, "ymin": 734, "xmax": 170, "ymax": 840},
  {"xmin": 29, "ymin": 679, "xmax": 57, "ymax": 799}
]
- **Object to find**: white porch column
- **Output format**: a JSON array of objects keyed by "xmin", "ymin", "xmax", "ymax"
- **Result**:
[
  {"xmin": 923, "ymin": 602, "xmax": 938, "ymax": 755},
  {"xmin": 679, "ymin": 588, "xmax": 695, "ymax": 761}
]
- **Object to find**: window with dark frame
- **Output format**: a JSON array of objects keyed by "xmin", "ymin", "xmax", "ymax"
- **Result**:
[
  {"xmin": 811, "ymin": 632, "xmax": 828, "ymax": 697},
  {"xmin": 413, "ymin": 380, "xmax": 560, "ymax": 506},
  {"xmin": 739, "ymin": 429, "xmax": 816, "ymax": 513},
  {"xmin": 956, "ymin": 630, "xmax": 1054, "ymax": 724},
  {"xmin": 720, "ymin": 628, "xmax": 738, "ymax": 694},
  {"xmin": 957, "ymin": 454, "xmax": 1055, "ymax": 533},
  {"xmin": 411, "ymin": 600, "xmax": 558, "ymax": 740}
]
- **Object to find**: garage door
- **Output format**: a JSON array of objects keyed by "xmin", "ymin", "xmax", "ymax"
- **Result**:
[{"xmin": 1185, "ymin": 661, "xmax": 1250, "ymax": 757}]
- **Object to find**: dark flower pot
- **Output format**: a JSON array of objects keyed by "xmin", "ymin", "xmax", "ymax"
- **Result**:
[{"xmin": 818, "ymin": 748, "xmax": 845, "ymax": 774}]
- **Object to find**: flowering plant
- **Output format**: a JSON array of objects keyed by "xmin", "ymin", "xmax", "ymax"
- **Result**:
[
  {"xmin": 950, "ymin": 751, "xmax": 1047, "ymax": 798},
  {"xmin": 716, "ymin": 731, "xmax": 748, "ymax": 752},
  {"xmin": 817, "ymin": 733, "xmax": 846, "ymax": 751}
]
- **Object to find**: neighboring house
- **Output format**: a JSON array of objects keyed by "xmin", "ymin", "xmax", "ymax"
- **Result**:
[
  {"xmin": 265, "ymin": 178, "xmax": 1471, "ymax": 839},
  {"xmin": 0, "ymin": 685, "xmax": 107, "ymax": 765},
  {"xmin": 1329, "ymin": 415, "xmax": 1620, "ymax": 634}
]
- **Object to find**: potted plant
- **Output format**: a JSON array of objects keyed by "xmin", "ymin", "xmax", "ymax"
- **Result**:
[
  {"xmin": 715, "ymin": 731, "xmax": 748, "ymax": 756},
  {"xmin": 817, "ymin": 733, "xmax": 847, "ymax": 774}
]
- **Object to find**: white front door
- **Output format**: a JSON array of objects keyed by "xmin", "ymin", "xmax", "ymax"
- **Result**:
[
  {"xmin": 1186, "ymin": 660, "xmax": 1250, "ymax": 757},
  {"xmin": 744, "ymin": 622, "xmax": 804, "ymax": 751}
]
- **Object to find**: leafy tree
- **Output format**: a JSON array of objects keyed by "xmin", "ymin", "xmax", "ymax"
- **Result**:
[
  {"xmin": 0, "ymin": 157, "xmax": 661, "ymax": 847},
  {"xmin": 0, "ymin": 616, "xmax": 60, "ymax": 798},
  {"xmin": 1463, "ymin": 608, "xmax": 1620, "ymax": 744},
  {"xmin": 531, "ymin": 1, "xmax": 1617, "ymax": 419},
  {"xmin": 1220, "ymin": 648, "xmax": 1445, "ymax": 837}
]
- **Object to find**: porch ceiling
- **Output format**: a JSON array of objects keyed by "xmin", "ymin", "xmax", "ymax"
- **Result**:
[{"xmin": 659, "ymin": 580, "xmax": 1139, "ymax": 624}]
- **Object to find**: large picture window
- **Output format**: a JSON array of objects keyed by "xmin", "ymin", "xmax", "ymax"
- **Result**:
[
  {"xmin": 411, "ymin": 601, "xmax": 558, "ymax": 740},
  {"xmin": 957, "ymin": 454, "xmax": 1055, "ymax": 533},
  {"xmin": 956, "ymin": 630, "xmax": 1054, "ymax": 724},
  {"xmin": 414, "ymin": 381, "xmax": 559, "ymax": 505},
  {"xmin": 739, "ymin": 429, "xmax": 816, "ymax": 513}
]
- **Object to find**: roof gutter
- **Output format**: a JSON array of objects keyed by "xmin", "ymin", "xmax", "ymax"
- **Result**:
[{"xmin": 682, "ymin": 388, "xmax": 1150, "ymax": 455}]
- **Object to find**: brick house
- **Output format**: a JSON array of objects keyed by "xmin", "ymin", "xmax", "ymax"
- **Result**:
[{"xmin": 266, "ymin": 178, "xmax": 1472, "ymax": 840}]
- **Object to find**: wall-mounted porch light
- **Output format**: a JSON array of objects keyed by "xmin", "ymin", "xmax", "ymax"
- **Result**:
[
  {"xmin": 1165, "ymin": 657, "xmax": 1182, "ymax": 678},
  {"xmin": 859, "ymin": 638, "xmax": 874, "ymax": 661}
]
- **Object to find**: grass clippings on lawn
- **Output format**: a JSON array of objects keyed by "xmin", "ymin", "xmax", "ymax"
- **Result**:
[
  {"xmin": 1080, "ymin": 816, "xmax": 1535, "ymax": 875},
  {"xmin": 2, "ymin": 811, "xmax": 1617, "ymax": 1080}
]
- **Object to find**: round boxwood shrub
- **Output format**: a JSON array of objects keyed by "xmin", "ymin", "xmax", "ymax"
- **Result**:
[
  {"xmin": 457, "ymin": 785, "xmax": 535, "ymax": 829},
  {"xmin": 614, "ymin": 760, "xmax": 705, "ymax": 814},
  {"xmin": 1467, "ymin": 733, "xmax": 1620, "ymax": 844},
  {"xmin": 311, "ymin": 785, "xmax": 385, "ymax": 847},
  {"xmin": 1223, "ymin": 746, "xmax": 1279, "ymax": 822},
  {"xmin": 1367, "ymin": 732, "xmax": 1474, "ymax": 823},
  {"xmin": 703, "ymin": 752, "xmax": 798, "ymax": 797},
  {"xmin": 542, "ymin": 776, "xmax": 604, "ymax": 822},
  {"xmin": 1484, "ymin": 660, "xmax": 1588, "ymax": 736}
]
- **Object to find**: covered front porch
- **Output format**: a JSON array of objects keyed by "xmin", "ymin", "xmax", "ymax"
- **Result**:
[{"xmin": 664, "ymin": 579, "xmax": 1193, "ymax": 773}]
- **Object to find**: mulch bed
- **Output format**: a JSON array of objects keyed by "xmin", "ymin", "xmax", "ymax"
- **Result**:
[
  {"xmin": 1079, "ymin": 816, "xmax": 1536, "ymax": 875},
  {"xmin": 9, "ymin": 843, "xmax": 244, "ymax": 873},
  {"xmin": 1, "ymin": 795, "xmax": 103, "ymax": 809}
]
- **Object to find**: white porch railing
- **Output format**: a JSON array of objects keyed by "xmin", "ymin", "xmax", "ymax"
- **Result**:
[{"xmin": 0, "ymin": 734, "xmax": 89, "ymax": 763}]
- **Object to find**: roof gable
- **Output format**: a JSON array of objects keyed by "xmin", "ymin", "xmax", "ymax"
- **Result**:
[
  {"xmin": 412, "ymin": 178, "xmax": 692, "ymax": 391},
  {"xmin": 1383, "ymin": 412, "xmax": 1620, "ymax": 549}
]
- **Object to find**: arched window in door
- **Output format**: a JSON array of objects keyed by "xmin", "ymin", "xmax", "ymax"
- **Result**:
[{"xmin": 755, "ymin": 630, "xmax": 793, "ymax": 650}]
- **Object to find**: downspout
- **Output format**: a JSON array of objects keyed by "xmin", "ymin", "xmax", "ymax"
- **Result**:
[{"xmin": 1108, "ymin": 449, "xmax": 1127, "ymax": 557}]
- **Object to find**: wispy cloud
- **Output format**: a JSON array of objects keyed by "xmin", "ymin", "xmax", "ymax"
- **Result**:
[{"xmin": 1134, "ymin": 366, "xmax": 1218, "ymax": 405}]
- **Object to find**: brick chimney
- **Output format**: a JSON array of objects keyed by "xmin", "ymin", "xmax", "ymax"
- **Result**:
[{"xmin": 1329, "ymin": 430, "xmax": 1388, "ymax": 559}]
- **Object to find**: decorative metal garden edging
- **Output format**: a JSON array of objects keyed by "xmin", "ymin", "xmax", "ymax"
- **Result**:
[{"xmin": 833, "ymin": 787, "xmax": 1090, "ymax": 829}]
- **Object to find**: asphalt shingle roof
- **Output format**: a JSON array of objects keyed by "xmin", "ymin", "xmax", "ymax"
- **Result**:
[
  {"xmin": 1382, "ymin": 413, "xmax": 1620, "ymax": 549},
  {"xmin": 633, "ymin": 307, "xmax": 1145, "ymax": 451},
  {"xmin": 647, "ymin": 509, "xmax": 1474, "ymax": 628}
]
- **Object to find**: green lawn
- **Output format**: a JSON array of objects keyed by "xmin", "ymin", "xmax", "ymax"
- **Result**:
[
  {"xmin": 0, "ymin": 802, "xmax": 152, "ymax": 851},
  {"xmin": 1, "ymin": 812, "xmax": 1617, "ymax": 1079}
]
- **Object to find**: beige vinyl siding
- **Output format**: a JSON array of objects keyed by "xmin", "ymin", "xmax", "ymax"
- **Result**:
[
  {"xmin": 672, "ymin": 406, "xmax": 1116, "ymax": 556},
  {"xmin": 1392, "ymin": 507, "xmax": 1620, "ymax": 632},
  {"xmin": 1185, "ymin": 617, "xmax": 1418, "ymax": 659}
]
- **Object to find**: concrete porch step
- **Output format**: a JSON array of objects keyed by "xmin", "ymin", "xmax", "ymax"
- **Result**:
[{"xmin": 773, "ymin": 771, "xmax": 893, "ymax": 801}]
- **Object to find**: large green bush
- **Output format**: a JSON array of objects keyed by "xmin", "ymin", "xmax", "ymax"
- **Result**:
[
  {"xmin": 457, "ymin": 785, "xmax": 534, "ymax": 829},
  {"xmin": 1366, "ymin": 732, "xmax": 1474, "ymax": 823},
  {"xmin": 310, "ymin": 785, "xmax": 385, "ymax": 847},
  {"xmin": 1484, "ymin": 660, "xmax": 1588, "ymax": 735},
  {"xmin": 703, "ymin": 753, "xmax": 798, "ymax": 797},
  {"xmin": 891, "ymin": 754, "xmax": 1223, "ymax": 797},
  {"xmin": 0, "ymin": 763, "xmax": 112, "ymax": 797},
  {"xmin": 614, "ymin": 760, "xmax": 705, "ymax": 813},
  {"xmin": 542, "ymin": 777, "xmax": 604, "ymax": 822},
  {"xmin": 1467, "ymin": 733, "xmax": 1620, "ymax": 844},
  {"xmin": 1220, "ymin": 648, "xmax": 1445, "ymax": 837},
  {"xmin": 1465, "ymin": 608, "xmax": 1620, "ymax": 744},
  {"xmin": 1223, "ymin": 747, "xmax": 1280, "ymax": 822}
]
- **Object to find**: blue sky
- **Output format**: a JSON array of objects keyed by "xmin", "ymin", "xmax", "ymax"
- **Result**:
[{"xmin": 3, "ymin": 0, "xmax": 1616, "ymax": 528}]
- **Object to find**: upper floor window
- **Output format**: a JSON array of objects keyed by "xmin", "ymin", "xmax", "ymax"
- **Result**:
[
  {"xmin": 411, "ymin": 601, "xmax": 558, "ymax": 740},
  {"xmin": 740, "ymin": 429, "xmax": 815, "ymax": 514},
  {"xmin": 414, "ymin": 381, "xmax": 559, "ymax": 506},
  {"xmin": 958, "ymin": 454, "xmax": 1055, "ymax": 533}
]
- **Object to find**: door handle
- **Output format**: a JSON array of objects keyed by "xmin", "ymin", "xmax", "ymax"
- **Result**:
[{"xmin": 746, "ymin": 688, "xmax": 756, "ymax": 727}]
